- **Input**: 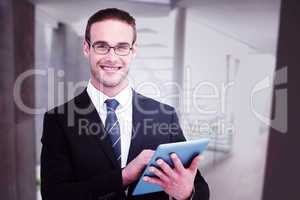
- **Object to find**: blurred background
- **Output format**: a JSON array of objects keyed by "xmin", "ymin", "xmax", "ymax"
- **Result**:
[{"xmin": 2, "ymin": 0, "xmax": 297, "ymax": 200}]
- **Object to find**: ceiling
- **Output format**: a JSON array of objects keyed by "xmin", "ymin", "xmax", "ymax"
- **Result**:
[
  {"xmin": 32, "ymin": 0, "xmax": 281, "ymax": 54},
  {"xmin": 178, "ymin": 0, "xmax": 281, "ymax": 54}
]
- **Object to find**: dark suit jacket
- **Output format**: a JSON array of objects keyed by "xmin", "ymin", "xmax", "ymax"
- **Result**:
[{"xmin": 41, "ymin": 89, "xmax": 209, "ymax": 200}]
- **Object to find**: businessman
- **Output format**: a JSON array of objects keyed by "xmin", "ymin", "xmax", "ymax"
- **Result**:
[{"xmin": 40, "ymin": 8, "xmax": 209, "ymax": 200}]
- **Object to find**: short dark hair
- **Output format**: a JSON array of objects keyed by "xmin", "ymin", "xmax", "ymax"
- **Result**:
[{"xmin": 85, "ymin": 8, "xmax": 137, "ymax": 45}]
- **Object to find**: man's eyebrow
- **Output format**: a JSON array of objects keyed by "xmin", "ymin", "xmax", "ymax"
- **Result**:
[
  {"xmin": 92, "ymin": 41, "xmax": 130, "ymax": 46},
  {"xmin": 93, "ymin": 40, "xmax": 107, "ymax": 44},
  {"xmin": 117, "ymin": 42, "xmax": 130, "ymax": 46}
]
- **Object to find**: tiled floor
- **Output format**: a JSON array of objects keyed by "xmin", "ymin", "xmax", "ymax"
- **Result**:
[{"xmin": 202, "ymin": 129, "xmax": 269, "ymax": 200}]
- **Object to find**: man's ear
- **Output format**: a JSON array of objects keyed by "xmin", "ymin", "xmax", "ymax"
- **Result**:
[
  {"xmin": 83, "ymin": 40, "xmax": 90, "ymax": 57},
  {"xmin": 131, "ymin": 42, "xmax": 138, "ymax": 58}
]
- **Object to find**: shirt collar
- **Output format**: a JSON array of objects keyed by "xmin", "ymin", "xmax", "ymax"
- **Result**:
[{"xmin": 87, "ymin": 80, "xmax": 132, "ymax": 113}]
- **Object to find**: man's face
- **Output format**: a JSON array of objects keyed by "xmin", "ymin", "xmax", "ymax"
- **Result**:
[{"xmin": 83, "ymin": 19, "xmax": 136, "ymax": 88}]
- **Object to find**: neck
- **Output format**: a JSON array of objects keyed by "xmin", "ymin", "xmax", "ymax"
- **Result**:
[{"xmin": 90, "ymin": 79, "xmax": 129, "ymax": 97}]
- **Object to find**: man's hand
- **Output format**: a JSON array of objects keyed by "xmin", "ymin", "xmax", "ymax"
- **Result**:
[
  {"xmin": 143, "ymin": 153, "xmax": 201, "ymax": 200},
  {"xmin": 122, "ymin": 149, "xmax": 154, "ymax": 187}
]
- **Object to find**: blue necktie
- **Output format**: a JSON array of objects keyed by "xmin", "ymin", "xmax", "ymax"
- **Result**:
[{"xmin": 104, "ymin": 99, "xmax": 121, "ymax": 167}]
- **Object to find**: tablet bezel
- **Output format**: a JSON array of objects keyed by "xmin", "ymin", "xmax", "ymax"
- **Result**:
[{"xmin": 132, "ymin": 138, "xmax": 210, "ymax": 196}]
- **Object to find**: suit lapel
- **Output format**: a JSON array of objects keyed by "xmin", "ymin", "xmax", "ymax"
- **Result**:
[
  {"xmin": 75, "ymin": 89, "xmax": 119, "ymax": 168},
  {"xmin": 126, "ymin": 90, "xmax": 147, "ymax": 164}
]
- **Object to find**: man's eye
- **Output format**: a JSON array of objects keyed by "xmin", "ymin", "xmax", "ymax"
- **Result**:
[
  {"xmin": 95, "ymin": 44, "xmax": 107, "ymax": 49},
  {"xmin": 117, "ymin": 46, "xmax": 129, "ymax": 50}
]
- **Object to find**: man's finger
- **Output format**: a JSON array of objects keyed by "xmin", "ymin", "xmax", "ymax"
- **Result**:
[
  {"xmin": 143, "ymin": 176, "xmax": 164, "ymax": 187},
  {"xmin": 189, "ymin": 155, "xmax": 201, "ymax": 172},
  {"xmin": 170, "ymin": 153, "xmax": 184, "ymax": 172},
  {"xmin": 139, "ymin": 150, "xmax": 155, "ymax": 165},
  {"xmin": 149, "ymin": 166, "xmax": 169, "ymax": 183},
  {"xmin": 156, "ymin": 159, "xmax": 175, "ymax": 178}
]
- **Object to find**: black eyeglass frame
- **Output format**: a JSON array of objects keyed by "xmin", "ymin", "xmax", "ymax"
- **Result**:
[{"xmin": 86, "ymin": 40, "xmax": 134, "ymax": 56}]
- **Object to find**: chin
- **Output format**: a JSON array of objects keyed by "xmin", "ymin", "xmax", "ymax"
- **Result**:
[
  {"xmin": 92, "ymin": 70, "xmax": 128, "ymax": 88},
  {"xmin": 102, "ymin": 82, "xmax": 121, "ymax": 88},
  {"xmin": 101, "ymin": 77, "xmax": 125, "ymax": 88}
]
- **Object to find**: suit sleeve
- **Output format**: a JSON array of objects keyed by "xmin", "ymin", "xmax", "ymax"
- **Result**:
[
  {"xmin": 40, "ymin": 112, "xmax": 124, "ymax": 200},
  {"xmin": 170, "ymin": 110, "xmax": 210, "ymax": 200}
]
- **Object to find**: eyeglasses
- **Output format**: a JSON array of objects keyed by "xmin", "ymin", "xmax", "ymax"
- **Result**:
[{"xmin": 87, "ymin": 40, "xmax": 133, "ymax": 56}]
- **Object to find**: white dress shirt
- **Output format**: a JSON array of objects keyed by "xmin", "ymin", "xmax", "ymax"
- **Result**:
[
  {"xmin": 87, "ymin": 81, "xmax": 195, "ymax": 199},
  {"xmin": 87, "ymin": 81, "xmax": 132, "ymax": 168}
]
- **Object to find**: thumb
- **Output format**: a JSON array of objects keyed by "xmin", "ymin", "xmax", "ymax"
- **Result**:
[{"xmin": 189, "ymin": 155, "xmax": 201, "ymax": 172}]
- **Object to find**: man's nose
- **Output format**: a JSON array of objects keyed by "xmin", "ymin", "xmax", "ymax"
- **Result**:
[
  {"xmin": 105, "ymin": 48, "xmax": 118, "ymax": 61},
  {"xmin": 102, "ymin": 49, "xmax": 119, "ymax": 65},
  {"xmin": 107, "ymin": 47, "xmax": 117, "ymax": 56}
]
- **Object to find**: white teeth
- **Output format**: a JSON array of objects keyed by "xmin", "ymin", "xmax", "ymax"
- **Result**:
[{"xmin": 101, "ymin": 65, "xmax": 119, "ymax": 71}]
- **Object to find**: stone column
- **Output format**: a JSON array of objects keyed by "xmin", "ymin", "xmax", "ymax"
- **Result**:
[
  {"xmin": 0, "ymin": 0, "xmax": 36, "ymax": 199},
  {"xmin": 262, "ymin": 0, "xmax": 299, "ymax": 199},
  {"xmin": 173, "ymin": 7, "xmax": 186, "ymax": 119}
]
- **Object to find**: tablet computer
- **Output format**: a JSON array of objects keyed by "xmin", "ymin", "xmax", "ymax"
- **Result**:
[{"xmin": 132, "ymin": 138, "xmax": 210, "ymax": 196}]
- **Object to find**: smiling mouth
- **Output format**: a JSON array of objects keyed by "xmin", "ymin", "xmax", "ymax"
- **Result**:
[{"xmin": 100, "ymin": 65, "xmax": 121, "ymax": 72}]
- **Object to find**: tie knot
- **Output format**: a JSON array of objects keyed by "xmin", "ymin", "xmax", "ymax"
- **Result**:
[{"xmin": 105, "ymin": 99, "xmax": 119, "ymax": 111}]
